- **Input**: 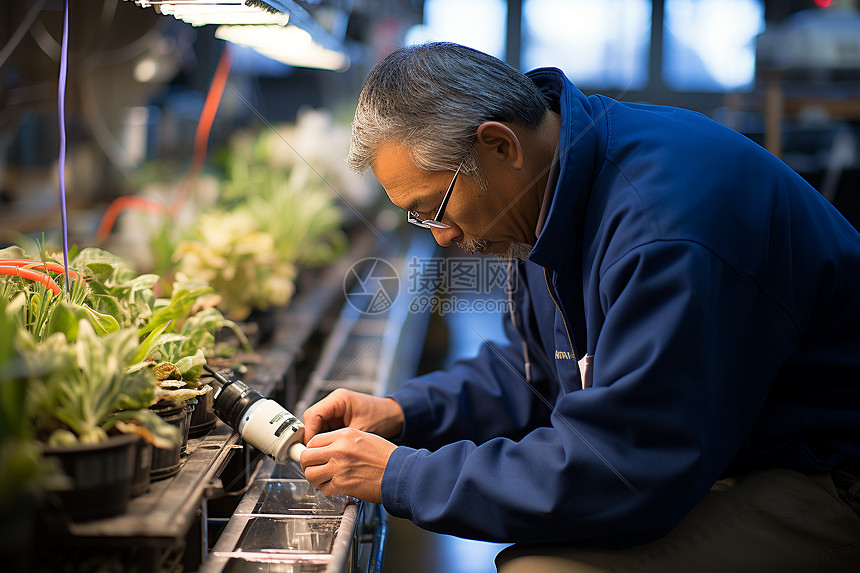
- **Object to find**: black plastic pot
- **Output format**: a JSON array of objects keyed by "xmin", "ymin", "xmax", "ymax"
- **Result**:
[
  {"xmin": 149, "ymin": 402, "xmax": 192, "ymax": 481},
  {"xmin": 41, "ymin": 433, "xmax": 138, "ymax": 521},
  {"xmin": 0, "ymin": 493, "xmax": 36, "ymax": 570},
  {"xmin": 129, "ymin": 437, "xmax": 153, "ymax": 497},
  {"xmin": 189, "ymin": 386, "xmax": 216, "ymax": 437}
]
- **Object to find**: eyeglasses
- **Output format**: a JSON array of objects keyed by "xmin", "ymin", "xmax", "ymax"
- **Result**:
[{"xmin": 406, "ymin": 164, "xmax": 462, "ymax": 229}]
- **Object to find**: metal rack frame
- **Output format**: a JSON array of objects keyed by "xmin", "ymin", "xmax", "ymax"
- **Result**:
[
  {"xmin": 203, "ymin": 231, "xmax": 438, "ymax": 573},
  {"xmin": 35, "ymin": 228, "xmax": 381, "ymax": 572}
]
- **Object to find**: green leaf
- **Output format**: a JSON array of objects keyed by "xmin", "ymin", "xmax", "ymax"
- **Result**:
[
  {"xmin": 46, "ymin": 301, "xmax": 79, "ymax": 340},
  {"xmin": 176, "ymin": 349, "xmax": 206, "ymax": 383},
  {"xmin": 113, "ymin": 365, "xmax": 157, "ymax": 410},
  {"xmin": 140, "ymin": 332, "xmax": 186, "ymax": 365},
  {"xmin": 138, "ymin": 285, "xmax": 213, "ymax": 337},
  {"xmin": 84, "ymin": 261, "xmax": 119, "ymax": 283},
  {"xmin": 74, "ymin": 303, "xmax": 121, "ymax": 336},
  {"xmin": 74, "ymin": 320, "xmax": 102, "ymax": 387},
  {"xmin": 132, "ymin": 321, "xmax": 171, "ymax": 364}
]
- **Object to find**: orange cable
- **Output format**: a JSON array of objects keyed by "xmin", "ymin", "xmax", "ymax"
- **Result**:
[
  {"xmin": 171, "ymin": 45, "xmax": 234, "ymax": 217},
  {"xmin": 95, "ymin": 195, "xmax": 168, "ymax": 244},
  {"xmin": 94, "ymin": 46, "xmax": 234, "ymax": 242}
]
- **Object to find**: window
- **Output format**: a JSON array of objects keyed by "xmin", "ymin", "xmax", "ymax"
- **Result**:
[
  {"xmin": 663, "ymin": 0, "xmax": 765, "ymax": 92},
  {"xmin": 520, "ymin": 0, "xmax": 651, "ymax": 90},
  {"xmin": 405, "ymin": 0, "xmax": 507, "ymax": 60},
  {"xmin": 407, "ymin": 0, "xmax": 766, "ymax": 96}
]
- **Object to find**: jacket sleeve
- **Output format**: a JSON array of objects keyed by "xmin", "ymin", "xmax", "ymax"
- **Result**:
[
  {"xmin": 381, "ymin": 241, "xmax": 799, "ymax": 546},
  {"xmin": 389, "ymin": 306, "xmax": 556, "ymax": 451}
]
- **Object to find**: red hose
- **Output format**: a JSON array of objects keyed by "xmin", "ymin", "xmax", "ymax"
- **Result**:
[
  {"xmin": 0, "ymin": 265, "xmax": 62, "ymax": 296},
  {"xmin": 171, "ymin": 45, "xmax": 234, "ymax": 218},
  {"xmin": 95, "ymin": 195, "xmax": 167, "ymax": 244},
  {"xmin": 0, "ymin": 259, "xmax": 83, "ymax": 281},
  {"xmin": 94, "ymin": 46, "xmax": 233, "ymax": 243}
]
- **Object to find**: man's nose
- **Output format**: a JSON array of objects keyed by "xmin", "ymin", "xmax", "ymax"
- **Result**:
[{"xmin": 430, "ymin": 224, "xmax": 462, "ymax": 248}]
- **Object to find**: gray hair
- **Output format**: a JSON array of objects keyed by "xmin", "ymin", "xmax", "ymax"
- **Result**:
[{"xmin": 347, "ymin": 42, "xmax": 549, "ymax": 184}]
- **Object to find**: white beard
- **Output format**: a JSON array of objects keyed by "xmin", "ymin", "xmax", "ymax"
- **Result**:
[
  {"xmin": 499, "ymin": 241, "xmax": 533, "ymax": 261},
  {"xmin": 458, "ymin": 239, "xmax": 532, "ymax": 261},
  {"xmin": 458, "ymin": 238, "xmax": 491, "ymax": 255}
]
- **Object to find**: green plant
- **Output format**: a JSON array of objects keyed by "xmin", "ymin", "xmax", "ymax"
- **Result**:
[
  {"xmin": 178, "ymin": 122, "xmax": 349, "ymax": 321},
  {"xmin": 131, "ymin": 321, "xmax": 211, "ymax": 406},
  {"xmin": 0, "ymin": 245, "xmax": 147, "ymax": 342},
  {"xmin": 173, "ymin": 210, "xmax": 297, "ymax": 321},
  {"xmin": 23, "ymin": 320, "xmax": 178, "ymax": 447},
  {"xmin": 0, "ymin": 244, "xmax": 180, "ymax": 456},
  {"xmin": 247, "ymin": 164, "xmax": 347, "ymax": 268},
  {"xmin": 0, "ymin": 246, "xmax": 108, "ymax": 342},
  {"xmin": 0, "ymin": 297, "xmax": 46, "ymax": 504},
  {"xmin": 220, "ymin": 127, "xmax": 347, "ymax": 269},
  {"xmin": 131, "ymin": 276, "xmax": 250, "ymax": 405},
  {"xmin": 73, "ymin": 247, "xmax": 159, "ymax": 331}
]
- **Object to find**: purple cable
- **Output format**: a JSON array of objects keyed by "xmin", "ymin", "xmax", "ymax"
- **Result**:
[{"xmin": 58, "ymin": 0, "xmax": 71, "ymax": 292}]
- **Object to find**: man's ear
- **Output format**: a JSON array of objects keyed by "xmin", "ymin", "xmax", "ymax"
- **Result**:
[{"xmin": 476, "ymin": 121, "xmax": 523, "ymax": 170}]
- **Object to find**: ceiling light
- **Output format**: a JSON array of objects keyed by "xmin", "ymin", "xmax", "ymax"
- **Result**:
[
  {"xmin": 126, "ymin": 1, "xmax": 289, "ymax": 27},
  {"xmin": 214, "ymin": 24, "xmax": 349, "ymax": 71}
]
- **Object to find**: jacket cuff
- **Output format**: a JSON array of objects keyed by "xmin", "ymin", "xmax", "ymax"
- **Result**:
[
  {"xmin": 381, "ymin": 445, "xmax": 419, "ymax": 519},
  {"xmin": 388, "ymin": 380, "xmax": 441, "ymax": 443}
]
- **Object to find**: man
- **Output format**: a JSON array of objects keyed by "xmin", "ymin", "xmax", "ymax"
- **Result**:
[{"xmin": 299, "ymin": 42, "xmax": 860, "ymax": 571}]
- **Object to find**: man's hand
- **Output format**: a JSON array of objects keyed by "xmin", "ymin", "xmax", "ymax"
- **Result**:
[
  {"xmin": 300, "ymin": 428, "xmax": 397, "ymax": 503},
  {"xmin": 301, "ymin": 388, "xmax": 404, "ymax": 443}
]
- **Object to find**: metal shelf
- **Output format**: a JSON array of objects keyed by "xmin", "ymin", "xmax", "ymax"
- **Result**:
[
  {"xmin": 34, "ymin": 227, "xmax": 383, "ymax": 572},
  {"xmin": 67, "ymin": 422, "xmax": 242, "ymax": 541},
  {"xmin": 203, "ymin": 231, "xmax": 439, "ymax": 573},
  {"xmin": 202, "ymin": 457, "xmax": 362, "ymax": 573}
]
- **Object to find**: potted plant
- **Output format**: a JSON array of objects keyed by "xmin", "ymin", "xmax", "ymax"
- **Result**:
[
  {"xmin": 171, "ymin": 125, "xmax": 347, "ymax": 337},
  {"xmin": 173, "ymin": 209, "xmax": 298, "ymax": 324},
  {"xmin": 0, "ymin": 247, "xmax": 180, "ymax": 520},
  {"xmin": 132, "ymin": 277, "xmax": 250, "ymax": 476},
  {"xmin": 0, "ymin": 296, "xmax": 46, "ymax": 570},
  {"xmin": 166, "ymin": 304, "xmax": 249, "ymax": 437},
  {"xmin": 129, "ymin": 338, "xmax": 208, "ymax": 481},
  {"xmin": 21, "ymin": 317, "xmax": 179, "ymax": 521}
]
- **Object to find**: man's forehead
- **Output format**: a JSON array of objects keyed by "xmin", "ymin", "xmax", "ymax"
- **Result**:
[
  {"xmin": 373, "ymin": 142, "xmax": 414, "ymax": 176},
  {"xmin": 372, "ymin": 142, "xmax": 427, "ymax": 207}
]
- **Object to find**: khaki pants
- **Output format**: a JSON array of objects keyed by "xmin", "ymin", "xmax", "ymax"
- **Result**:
[{"xmin": 496, "ymin": 468, "xmax": 860, "ymax": 573}]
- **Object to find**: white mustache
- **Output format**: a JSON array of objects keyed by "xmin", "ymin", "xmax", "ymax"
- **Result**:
[{"xmin": 458, "ymin": 238, "xmax": 491, "ymax": 254}]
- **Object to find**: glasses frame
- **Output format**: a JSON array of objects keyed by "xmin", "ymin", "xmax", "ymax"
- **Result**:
[{"xmin": 406, "ymin": 163, "xmax": 463, "ymax": 229}]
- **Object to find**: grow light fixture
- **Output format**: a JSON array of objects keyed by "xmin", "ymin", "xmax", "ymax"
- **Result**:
[
  {"xmin": 124, "ymin": 1, "xmax": 290, "ymax": 27},
  {"xmin": 124, "ymin": 0, "xmax": 350, "ymax": 71},
  {"xmin": 214, "ymin": 24, "xmax": 350, "ymax": 71}
]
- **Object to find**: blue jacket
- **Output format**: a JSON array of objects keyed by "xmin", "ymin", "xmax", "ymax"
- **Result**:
[{"xmin": 381, "ymin": 68, "xmax": 860, "ymax": 546}]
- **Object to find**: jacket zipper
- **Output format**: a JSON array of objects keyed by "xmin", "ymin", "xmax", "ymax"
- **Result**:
[
  {"xmin": 544, "ymin": 268, "xmax": 576, "ymax": 364},
  {"xmin": 508, "ymin": 261, "xmax": 532, "ymax": 383}
]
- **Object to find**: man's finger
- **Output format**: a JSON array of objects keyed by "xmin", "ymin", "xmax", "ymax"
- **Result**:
[
  {"xmin": 302, "ymin": 462, "xmax": 332, "ymax": 489},
  {"xmin": 301, "ymin": 395, "xmax": 351, "ymax": 440},
  {"xmin": 300, "ymin": 431, "xmax": 342, "ymax": 471},
  {"xmin": 306, "ymin": 430, "xmax": 338, "ymax": 448},
  {"xmin": 300, "ymin": 445, "xmax": 328, "ymax": 470}
]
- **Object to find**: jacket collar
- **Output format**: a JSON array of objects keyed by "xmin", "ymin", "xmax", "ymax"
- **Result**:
[{"xmin": 525, "ymin": 68, "xmax": 606, "ymax": 280}]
